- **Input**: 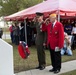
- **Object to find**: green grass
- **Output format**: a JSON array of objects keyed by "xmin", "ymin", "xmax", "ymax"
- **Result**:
[
  {"xmin": 4, "ymin": 39, "xmax": 76, "ymax": 73},
  {"xmin": 60, "ymin": 70, "xmax": 76, "ymax": 75}
]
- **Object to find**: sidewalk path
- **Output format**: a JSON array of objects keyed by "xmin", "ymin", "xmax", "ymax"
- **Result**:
[{"xmin": 15, "ymin": 60, "xmax": 76, "ymax": 75}]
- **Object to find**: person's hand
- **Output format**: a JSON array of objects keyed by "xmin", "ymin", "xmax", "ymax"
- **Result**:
[
  {"xmin": 55, "ymin": 47, "xmax": 60, "ymax": 52},
  {"xmin": 38, "ymin": 16, "xmax": 44, "ymax": 23},
  {"xmin": 71, "ymin": 32, "xmax": 73, "ymax": 35},
  {"xmin": 44, "ymin": 18, "xmax": 50, "ymax": 23},
  {"xmin": 43, "ymin": 43, "xmax": 46, "ymax": 46},
  {"xmin": 65, "ymin": 28, "xmax": 68, "ymax": 30},
  {"xmin": 71, "ymin": 31, "xmax": 74, "ymax": 35},
  {"xmin": 33, "ymin": 17, "xmax": 37, "ymax": 22}
]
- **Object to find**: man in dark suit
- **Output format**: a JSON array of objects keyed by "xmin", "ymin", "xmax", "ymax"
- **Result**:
[
  {"xmin": 42, "ymin": 14, "xmax": 64, "ymax": 73},
  {"xmin": 31, "ymin": 12, "xmax": 46, "ymax": 70}
]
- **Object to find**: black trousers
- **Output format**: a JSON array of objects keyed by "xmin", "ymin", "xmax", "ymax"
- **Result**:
[
  {"xmin": 15, "ymin": 35, "xmax": 19, "ymax": 45},
  {"xmin": 49, "ymin": 47, "xmax": 61, "ymax": 71}
]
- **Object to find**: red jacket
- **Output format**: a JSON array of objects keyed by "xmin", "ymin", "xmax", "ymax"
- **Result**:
[
  {"xmin": 9, "ymin": 25, "xmax": 13, "ymax": 32},
  {"xmin": 42, "ymin": 22, "xmax": 64, "ymax": 50}
]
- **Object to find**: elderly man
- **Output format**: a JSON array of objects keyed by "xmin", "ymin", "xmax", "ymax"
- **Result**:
[{"xmin": 42, "ymin": 14, "xmax": 64, "ymax": 73}]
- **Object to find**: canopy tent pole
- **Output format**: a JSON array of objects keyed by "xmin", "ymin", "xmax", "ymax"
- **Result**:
[
  {"xmin": 24, "ymin": 19, "xmax": 27, "ymax": 44},
  {"xmin": 23, "ymin": 19, "xmax": 33, "ymax": 75},
  {"xmin": 3, "ymin": 17, "xmax": 6, "ymax": 39},
  {"xmin": 57, "ymin": 10, "xmax": 60, "ymax": 22}
]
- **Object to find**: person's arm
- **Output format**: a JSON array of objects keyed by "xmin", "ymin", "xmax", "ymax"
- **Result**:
[
  {"xmin": 30, "ymin": 17, "xmax": 37, "ymax": 28},
  {"xmin": 41, "ymin": 18, "xmax": 50, "ymax": 32},
  {"xmin": 43, "ymin": 32, "xmax": 47, "ymax": 46},
  {"xmin": 41, "ymin": 22, "xmax": 47, "ymax": 31},
  {"xmin": 71, "ymin": 27, "xmax": 74, "ymax": 34},
  {"xmin": 30, "ymin": 21, "xmax": 36, "ymax": 28},
  {"xmin": 66, "ymin": 37, "xmax": 71, "ymax": 50}
]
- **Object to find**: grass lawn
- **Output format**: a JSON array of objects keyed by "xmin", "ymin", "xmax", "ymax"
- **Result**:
[
  {"xmin": 4, "ymin": 39, "xmax": 76, "ymax": 73},
  {"xmin": 60, "ymin": 70, "xmax": 76, "ymax": 75}
]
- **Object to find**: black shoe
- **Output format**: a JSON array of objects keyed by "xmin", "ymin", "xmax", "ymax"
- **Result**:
[
  {"xmin": 39, "ymin": 66, "xmax": 45, "ymax": 70},
  {"xmin": 54, "ymin": 70, "xmax": 60, "ymax": 74},
  {"xmin": 36, "ymin": 66, "xmax": 41, "ymax": 69},
  {"xmin": 49, "ymin": 68, "xmax": 55, "ymax": 72}
]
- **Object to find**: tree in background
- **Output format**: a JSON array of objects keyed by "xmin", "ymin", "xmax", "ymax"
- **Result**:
[{"xmin": 0, "ymin": 0, "xmax": 43, "ymax": 17}]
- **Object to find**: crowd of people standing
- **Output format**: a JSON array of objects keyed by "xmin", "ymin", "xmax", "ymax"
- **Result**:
[{"xmin": 9, "ymin": 20, "xmax": 36, "ymax": 46}]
